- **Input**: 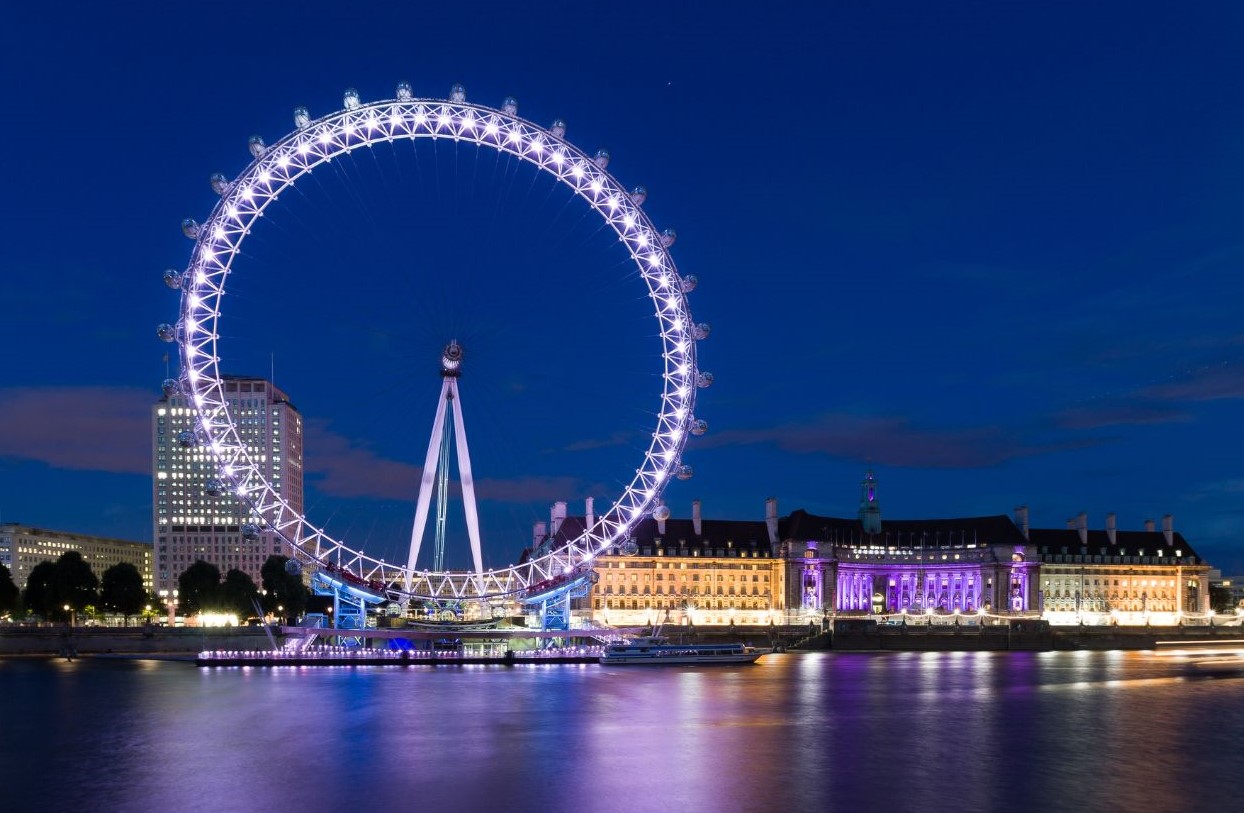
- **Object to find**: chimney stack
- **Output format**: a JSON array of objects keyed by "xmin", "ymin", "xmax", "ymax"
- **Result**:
[
  {"xmin": 1106, "ymin": 513, "xmax": 1117, "ymax": 545},
  {"xmin": 1014, "ymin": 505, "xmax": 1030, "ymax": 539},
  {"xmin": 692, "ymin": 499, "xmax": 702, "ymax": 536},
  {"xmin": 765, "ymin": 497, "xmax": 779, "ymax": 546},
  {"xmin": 585, "ymin": 496, "xmax": 595, "ymax": 531},
  {"xmin": 1077, "ymin": 512, "xmax": 1088, "ymax": 545},
  {"xmin": 533, "ymin": 520, "xmax": 547, "ymax": 549},
  {"xmin": 551, "ymin": 501, "xmax": 567, "ymax": 537},
  {"xmin": 1162, "ymin": 514, "xmax": 1174, "ymax": 545},
  {"xmin": 1144, "ymin": 519, "xmax": 1156, "ymax": 533}
]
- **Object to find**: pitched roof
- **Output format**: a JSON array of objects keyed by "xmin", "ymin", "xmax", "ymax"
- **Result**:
[
  {"xmin": 781, "ymin": 508, "xmax": 1028, "ymax": 548},
  {"xmin": 520, "ymin": 514, "xmax": 772, "ymax": 561},
  {"xmin": 1027, "ymin": 527, "xmax": 1201, "ymax": 562}
]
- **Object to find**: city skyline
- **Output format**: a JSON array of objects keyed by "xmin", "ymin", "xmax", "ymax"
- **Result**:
[{"xmin": 1, "ymin": 3, "xmax": 1242, "ymax": 573}]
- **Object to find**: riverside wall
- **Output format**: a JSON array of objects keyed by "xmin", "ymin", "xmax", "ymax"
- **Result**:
[
  {"xmin": 3, "ymin": 620, "xmax": 1238, "ymax": 657},
  {"xmin": 0, "ymin": 625, "xmax": 279, "ymax": 656},
  {"xmin": 822, "ymin": 619, "xmax": 1244, "ymax": 652}
]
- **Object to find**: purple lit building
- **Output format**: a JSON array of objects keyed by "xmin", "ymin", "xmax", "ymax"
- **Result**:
[{"xmin": 779, "ymin": 475, "xmax": 1038, "ymax": 616}]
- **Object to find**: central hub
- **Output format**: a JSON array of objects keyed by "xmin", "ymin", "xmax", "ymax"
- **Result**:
[{"xmin": 441, "ymin": 340, "xmax": 463, "ymax": 377}]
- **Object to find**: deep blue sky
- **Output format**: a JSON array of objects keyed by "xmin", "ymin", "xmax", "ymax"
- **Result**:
[{"xmin": 2, "ymin": 2, "xmax": 1243, "ymax": 573}]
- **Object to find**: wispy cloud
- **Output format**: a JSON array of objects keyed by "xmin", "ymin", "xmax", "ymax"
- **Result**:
[
  {"xmin": 1049, "ymin": 359, "xmax": 1244, "ymax": 431},
  {"xmin": 1053, "ymin": 401, "xmax": 1188, "ymax": 431},
  {"xmin": 0, "ymin": 386, "xmax": 151, "ymax": 475},
  {"xmin": 303, "ymin": 420, "xmax": 422, "ymax": 501},
  {"xmin": 475, "ymin": 475, "xmax": 585, "ymax": 503},
  {"xmin": 304, "ymin": 420, "xmax": 586, "ymax": 504},
  {"xmin": 1142, "ymin": 362, "xmax": 1244, "ymax": 403},
  {"xmin": 561, "ymin": 430, "xmax": 637, "ymax": 452},
  {"xmin": 698, "ymin": 412, "xmax": 1098, "ymax": 469}
]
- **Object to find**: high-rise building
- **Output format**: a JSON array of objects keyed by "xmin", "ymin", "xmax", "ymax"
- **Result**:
[{"xmin": 152, "ymin": 376, "xmax": 303, "ymax": 593}]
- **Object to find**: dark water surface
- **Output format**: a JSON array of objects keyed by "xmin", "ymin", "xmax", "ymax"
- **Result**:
[{"xmin": 1, "ymin": 652, "xmax": 1239, "ymax": 813}]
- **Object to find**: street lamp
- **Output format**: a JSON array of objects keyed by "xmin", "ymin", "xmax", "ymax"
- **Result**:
[{"xmin": 63, "ymin": 604, "xmax": 74, "ymax": 627}]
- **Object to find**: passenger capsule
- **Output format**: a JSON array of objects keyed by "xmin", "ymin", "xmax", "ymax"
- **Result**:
[
  {"xmin": 502, "ymin": 96, "xmax": 518, "ymax": 116},
  {"xmin": 176, "ymin": 429, "xmax": 196, "ymax": 448},
  {"xmin": 204, "ymin": 479, "xmax": 225, "ymax": 498},
  {"xmin": 284, "ymin": 558, "xmax": 302, "ymax": 577},
  {"xmin": 247, "ymin": 135, "xmax": 266, "ymax": 158},
  {"xmin": 163, "ymin": 268, "xmax": 183, "ymax": 290},
  {"xmin": 181, "ymin": 219, "xmax": 200, "ymax": 239},
  {"xmin": 293, "ymin": 106, "xmax": 311, "ymax": 129},
  {"xmin": 630, "ymin": 185, "xmax": 648, "ymax": 206},
  {"xmin": 209, "ymin": 173, "xmax": 231, "ymax": 196},
  {"xmin": 343, "ymin": 88, "xmax": 361, "ymax": 109},
  {"xmin": 652, "ymin": 504, "xmax": 671, "ymax": 522},
  {"xmin": 449, "ymin": 83, "xmax": 466, "ymax": 103},
  {"xmin": 680, "ymin": 274, "xmax": 698, "ymax": 293},
  {"xmin": 241, "ymin": 523, "xmax": 261, "ymax": 541},
  {"xmin": 693, "ymin": 323, "xmax": 711, "ymax": 341},
  {"xmin": 620, "ymin": 539, "xmax": 640, "ymax": 556},
  {"xmin": 696, "ymin": 371, "xmax": 714, "ymax": 388},
  {"xmin": 661, "ymin": 228, "xmax": 677, "ymax": 248},
  {"xmin": 593, "ymin": 149, "xmax": 610, "ymax": 169},
  {"xmin": 396, "ymin": 81, "xmax": 412, "ymax": 101},
  {"xmin": 156, "ymin": 323, "xmax": 178, "ymax": 343},
  {"xmin": 676, "ymin": 465, "xmax": 694, "ymax": 481},
  {"xmin": 549, "ymin": 119, "xmax": 566, "ymax": 139},
  {"xmin": 691, "ymin": 418, "xmax": 708, "ymax": 436},
  {"xmin": 161, "ymin": 378, "xmax": 180, "ymax": 398}
]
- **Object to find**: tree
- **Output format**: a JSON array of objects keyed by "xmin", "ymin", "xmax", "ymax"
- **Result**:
[
  {"xmin": 219, "ymin": 569, "xmax": 260, "ymax": 619},
  {"xmin": 100, "ymin": 562, "xmax": 146, "ymax": 625},
  {"xmin": 1209, "ymin": 583, "xmax": 1235, "ymax": 614},
  {"xmin": 178, "ymin": 560, "xmax": 222, "ymax": 615},
  {"xmin": 260, "ymin": 555, "xmax": 309, "ymax": 622},
  {"xmin": 0, "ymin": 563, "xmax": 19, "ymax": 617},
  {"xmin": 23, "ymin": 561, "xmax": 58, "ymax": 620},
  {"xmin": 54, "ymin": 551, "xmax": 99, "ymax": 615}
]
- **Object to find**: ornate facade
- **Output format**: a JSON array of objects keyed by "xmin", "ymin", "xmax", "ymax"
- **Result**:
[{"xmin": 545, "ymin": 474, "xmax": 1216, "ymax": 627}]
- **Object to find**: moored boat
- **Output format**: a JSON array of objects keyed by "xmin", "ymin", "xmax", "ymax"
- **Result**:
[{"xmin": 599, "ymin": 636, "xmax": 766, "ymax": 665}]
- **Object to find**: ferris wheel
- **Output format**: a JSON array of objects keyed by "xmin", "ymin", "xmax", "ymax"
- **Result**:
[{"xmin": 158, "ymin": 82, "xmax": 712, "ymax": 604}]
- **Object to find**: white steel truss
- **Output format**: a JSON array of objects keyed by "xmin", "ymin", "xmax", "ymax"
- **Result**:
[{"xmin": 160, "ymin": 83, "xmax": 710, "ymax": 602}]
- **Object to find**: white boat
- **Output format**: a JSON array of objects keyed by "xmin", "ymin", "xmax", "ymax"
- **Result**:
[{"xmin": 599, "ymin": 636, "xmax": 766, "ymax": 665}]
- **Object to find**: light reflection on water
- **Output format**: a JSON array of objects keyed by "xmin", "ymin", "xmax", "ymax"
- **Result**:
[{"xmin": 1, "ymin": 652, "xmax": 1239, "ymax": 813}]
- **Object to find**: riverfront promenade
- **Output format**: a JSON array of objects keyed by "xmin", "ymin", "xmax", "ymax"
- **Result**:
[{"xmin": 2, "ymin": 620, "xmax": 1241, "ymax": 658}]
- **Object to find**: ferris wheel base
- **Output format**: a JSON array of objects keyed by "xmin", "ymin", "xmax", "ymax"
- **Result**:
[
  {"xmin": 312, "ymin": 570, "xmax": 388, "ymax": 638},
  {"xmin": 520, "ymin": 573, "xmax": 594, "ymax": 632}
]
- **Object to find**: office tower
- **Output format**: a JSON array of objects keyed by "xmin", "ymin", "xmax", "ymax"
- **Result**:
[{"xmin": 153, "ymin": 376, "xmax": 303, "ymax": 594}]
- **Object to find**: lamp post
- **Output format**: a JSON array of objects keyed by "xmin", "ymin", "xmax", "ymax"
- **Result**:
[
  {"xmin": 158, "ymin": 589, "xmax": 178, "ymax": 627},
  {"xmin": 63, "ymin": 603, "xmax": 75, "ymax": 627}
]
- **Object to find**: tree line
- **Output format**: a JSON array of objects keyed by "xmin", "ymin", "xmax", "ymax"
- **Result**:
[{"xmin": 0, "ymin": 553, "xmax": 308, "ymax": 625}]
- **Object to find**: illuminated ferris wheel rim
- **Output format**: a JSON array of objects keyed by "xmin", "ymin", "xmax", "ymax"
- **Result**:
[{"xmin": 162, "ymin": 83, "xmax": 711, "ymax": 601}]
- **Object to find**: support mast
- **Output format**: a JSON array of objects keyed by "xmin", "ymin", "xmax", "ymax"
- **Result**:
[{"xmin": 404, "ymin": 342, "xmax": 485, "ymax": 589}]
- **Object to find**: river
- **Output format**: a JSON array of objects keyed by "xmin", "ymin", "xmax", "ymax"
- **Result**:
[{"xmin": 1, "ymin": 651, "xmax": 1239, "ymax": 812}]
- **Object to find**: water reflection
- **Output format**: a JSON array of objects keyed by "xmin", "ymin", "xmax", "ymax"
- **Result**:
[{"xmin": 0, "ymin": 652, "xmax": 1238, "ymax": 813}]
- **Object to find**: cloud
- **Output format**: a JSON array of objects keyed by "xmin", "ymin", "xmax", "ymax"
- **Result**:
[
  {"xmin": 1142, "ymin": 362, "xmax": 1244, "ymax": 403},
  {"xmin": 303, "ymin": 420, "xmax": 422, "ymax": 501},
  {"xmin": 1053, "ymin": 401, "xmax": 1188, "ymax": 430},
  {"xmin": 698, "ymin": 412, "xmax": 1098, "ymax": 469},
  {"xmin": 475, "ymin": 475, "xmax": 586, "ymax": 503},
  {"xmin": 304, "ymin": 420, "xmax": 586, "ymax": 504},
  {"xmin": 561, "ymin": 430, "xmax": 637, "ymax": 452},
  {"xmin": 0, "ymin": 386, "xmax": 151, "ymax": 475}
]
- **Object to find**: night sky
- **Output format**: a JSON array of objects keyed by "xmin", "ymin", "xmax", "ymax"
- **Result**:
[{"xmin": 2, "ymin": 2, "xmax": 1242, "ymax": 574}]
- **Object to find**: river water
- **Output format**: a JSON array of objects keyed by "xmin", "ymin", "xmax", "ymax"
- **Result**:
[{"xmin": 1, "ymin": 651, "xmax": 1239, "ymax": 813}]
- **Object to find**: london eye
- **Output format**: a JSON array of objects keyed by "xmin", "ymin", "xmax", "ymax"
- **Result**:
[{"xmin": 158, "ymin": 82, "xmax": 711, "ymax": 608}]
